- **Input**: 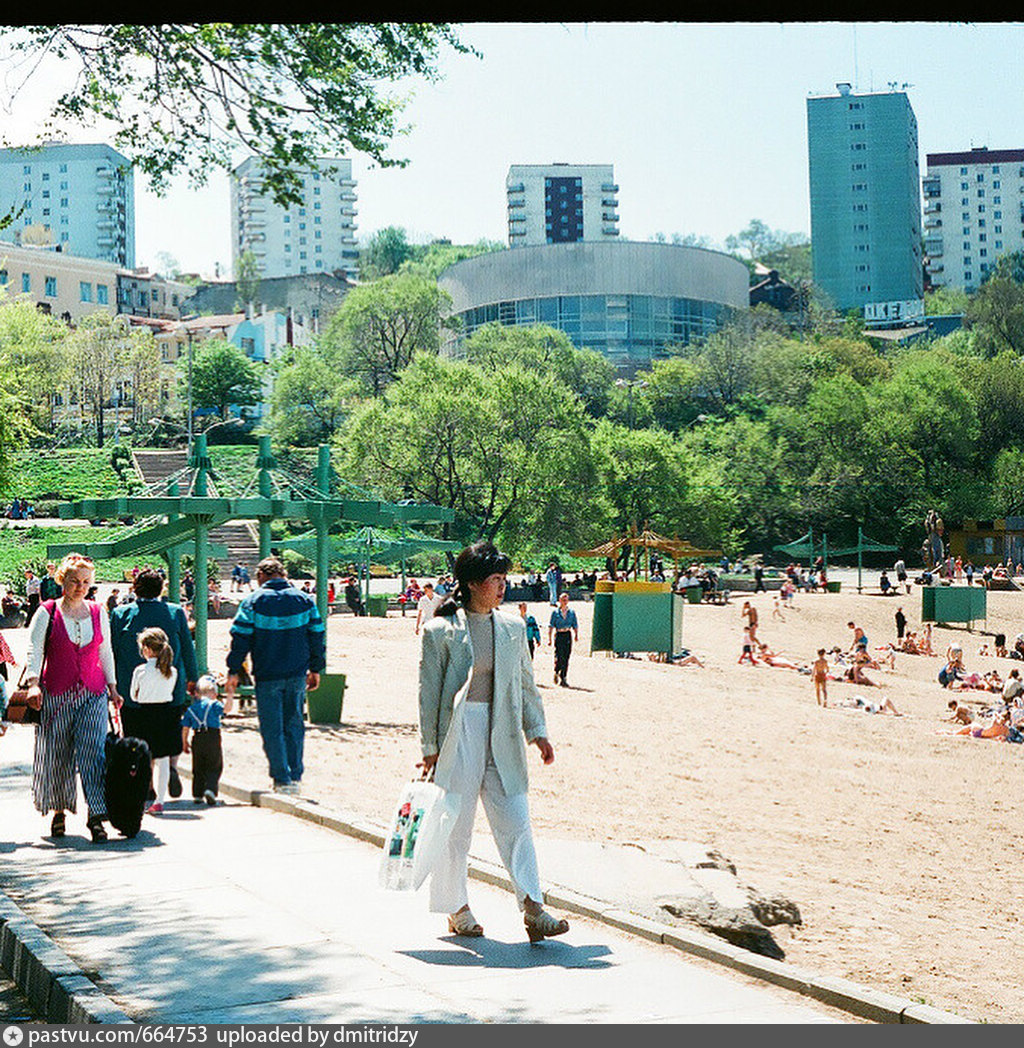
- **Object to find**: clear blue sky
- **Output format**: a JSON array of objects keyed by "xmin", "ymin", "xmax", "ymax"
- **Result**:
[{"xmin": 6, "ymin": 22, "xmax": 1024, "ymax": 277}]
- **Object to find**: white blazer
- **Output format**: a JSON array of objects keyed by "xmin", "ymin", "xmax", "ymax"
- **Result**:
[{"xmin": 419, "ymin": 607, "xmax": 548, "ymax": 797}]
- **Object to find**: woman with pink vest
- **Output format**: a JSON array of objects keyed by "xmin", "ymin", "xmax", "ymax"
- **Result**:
[{"xmin": 23, "ymin": 553, "xmax": 123, "ymax": 843}]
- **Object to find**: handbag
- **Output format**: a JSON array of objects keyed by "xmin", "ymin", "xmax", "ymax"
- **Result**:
[
  {"xmin": 2, "ymin": 602, "xmax": 56, "ymax": 724},
  {"xmin": 378, "ymin": 771, "xmax": 461, "ymax": 891}
]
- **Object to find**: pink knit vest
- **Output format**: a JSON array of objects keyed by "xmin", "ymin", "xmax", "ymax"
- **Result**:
[{"xmin": 41, "ymin": 601, "xmax": 107, "ymax": 696}]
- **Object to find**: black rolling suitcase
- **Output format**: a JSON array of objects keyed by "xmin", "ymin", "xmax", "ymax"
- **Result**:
[{"xmin": 105, "ymin": 706, "xmax": 152, "ymax": 839}]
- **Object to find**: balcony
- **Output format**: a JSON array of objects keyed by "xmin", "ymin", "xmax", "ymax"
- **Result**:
[
  {"xmin": 924, "ymin": 241, "xmax": 943, "ymax": 257},
  {"xmin": 507, "ymin": 183, "xmax": 525, "ymax": 194},
  {"xmin": 602, "ymin": 212, "xmax": 619, "ymax": 222},
  {"xmin": 924, "ymin": 217, "xmax": 942, "ymax": 230},
  {"xmin": 602, "ymin": 226, "xmax": 620, "ymax": 236},
  {"xmin": 924, "ymin": 201, "xmax": 941, "ymax": 214},
  {"xmin": 601, "ymin": 198, "xmax": 618, "ymax": 208},
  {"xmin": 508, "ymin": 199, "xmax": 526, "ymax": 208},
  {"xmin": 601, "ymin": 183, "xmax": 619, "ymax": 192},
  {"xmin": 508, "ymin": 215, "xmax": 526, "ymax": 223}
]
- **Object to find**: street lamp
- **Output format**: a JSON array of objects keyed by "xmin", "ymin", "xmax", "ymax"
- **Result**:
[
  {"xmin": 185, "ymin": 327, "xmax": 194, "ymax": 459},
  {"xmin": 614, "ymin": 377, "xmax": 648, "ymax": 430}
]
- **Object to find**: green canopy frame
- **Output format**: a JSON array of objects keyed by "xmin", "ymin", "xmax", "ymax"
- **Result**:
[
  {"xmin": 47, "ymin": 434, "xmax": 454, "ymax": 671},
  {"xmin": 828, "ymin": 526, "xmax": 899, "ymax": 594}
]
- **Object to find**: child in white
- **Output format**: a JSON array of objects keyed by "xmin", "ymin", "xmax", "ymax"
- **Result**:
[{"xmin": 130, "ymin": 627, "xmax": 178, "ymax": 815}]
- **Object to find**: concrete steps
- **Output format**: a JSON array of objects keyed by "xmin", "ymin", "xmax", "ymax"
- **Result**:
[{"xmin": 131, "ymin": 449, "xmax": 260, "ymax": 573}]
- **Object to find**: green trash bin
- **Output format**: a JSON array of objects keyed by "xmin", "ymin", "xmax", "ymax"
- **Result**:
[
  {"xmin": 366, "ymin": 594, "xmax": 388, "ymax": 617},
  {"xmin": 826, "ymin": 581, "xmax": 842, "ymax": 593},
  {"xmin": 307, "ymin": 672, "xmax": 346, "ymax": 724},
  {"xmin": 685, "ymin": 586, "xmax": 703, "ymax": 604}
]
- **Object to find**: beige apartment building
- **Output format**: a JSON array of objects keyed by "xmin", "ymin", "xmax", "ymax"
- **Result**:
[{"xmin": 0, "ymin": 240, "xmax": 119, "ymax": 321}]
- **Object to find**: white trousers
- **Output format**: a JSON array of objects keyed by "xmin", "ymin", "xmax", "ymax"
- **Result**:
[{"xmin": 429, "ymin": 702, "xmax": 542, "ymax": 914}]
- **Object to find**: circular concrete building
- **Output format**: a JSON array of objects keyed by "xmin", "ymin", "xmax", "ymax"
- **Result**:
[{"xmin": 438, "ymin": 240, "xmax": 749, "ymax": 371}]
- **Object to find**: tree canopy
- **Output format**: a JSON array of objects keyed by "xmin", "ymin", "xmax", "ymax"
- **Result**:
[{"xmin": 3, "ymin": 24, "xmax": 474, "ymax": 205}]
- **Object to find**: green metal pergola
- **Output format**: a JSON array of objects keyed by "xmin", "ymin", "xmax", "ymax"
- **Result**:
[
  {"xmin": 773, "ymin": 528, "xmax": 830, "ymax": 570},
  {"xmin": 47, "ymin": 434, "xmax": 454, "ymax": 671},
  {"xmin": 828, "ymin": 526, "xmax": 899, "ymax": 594}
]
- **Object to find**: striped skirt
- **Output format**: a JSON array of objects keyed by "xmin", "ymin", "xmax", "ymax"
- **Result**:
[{"xmin": 32, "ymin": 684, "xmax": 108, "ymax": 818}]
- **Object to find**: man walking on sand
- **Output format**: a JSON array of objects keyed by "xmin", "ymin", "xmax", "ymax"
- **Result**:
[{"xmin": 225, "ymin": 557, "xmax": 326, "ymax": 795}]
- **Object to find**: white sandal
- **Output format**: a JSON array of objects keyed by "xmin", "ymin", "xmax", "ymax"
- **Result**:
[{"xmin": 448, "ymin": 908, "xmax": 484, "ymax": 937}]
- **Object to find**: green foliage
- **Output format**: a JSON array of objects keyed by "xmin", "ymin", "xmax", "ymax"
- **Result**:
[
  {"xmin": 320, "ymin": 273, "xmax": 451, "ymax": 395},
  {"xmin": 924, "ymin": 286, "xmax": 970, "ymax": 316},
  {"xmin": 234, "ymin": 249, "xmax": 261, "ymax": 309},
  {"xmin": 0, "ymin": 448, "xmax": 128, "ymax": 502},
  {"xmin": 0, "ymin": 526, "xmax": 154, "ymax": 587},
  {"xmin": 964, "ymin": 276, "xmax": 1024, "ymax": 357},
  {"xmin": 360, "ymin": 226, "xmax": 415, "ymax": 280},
  {"xmin": 264, "ymin": 344, "xmax": 361, "ymax": 445},
  {"xmin": 179, "ymin": 338, "xmax": 264, "ymax": 421},
  {"xmin": 5, "ymin": 25, "xmax": 474, "ymax": 204}
]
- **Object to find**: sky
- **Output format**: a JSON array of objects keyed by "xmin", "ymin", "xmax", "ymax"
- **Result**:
[{"xmin": 4, "ymin": 21, "xmax": 1024, "ymax": 278}]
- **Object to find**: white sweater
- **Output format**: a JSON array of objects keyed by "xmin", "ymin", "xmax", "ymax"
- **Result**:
[{"xmin": 130, "ymin": 658, "xmax": 178, "ymax": 705}]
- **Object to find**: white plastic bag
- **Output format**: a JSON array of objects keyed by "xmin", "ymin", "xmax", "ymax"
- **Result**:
[{"xmin": 379, "ymin": 777, "xmax": 460, "ymax": 891}]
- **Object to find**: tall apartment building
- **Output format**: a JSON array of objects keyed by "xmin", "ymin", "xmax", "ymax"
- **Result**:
[
  {"xmin": 807, "ymin": 84, "xmax": 923, "ymax": 322},
  {"xmin": 506, "ymin": 164, "xmax": 619, "ymax": 247},
  {"xmin": 0, "ymin": 143, "xmax": 135, "ymax": 267},
  {"xmin": 230, "ymin": 157, "xmax": 358, "ymax": 281},
  {"xmin": 922, "ymin": 147, "xmax": 1024, "ymax": 293}
]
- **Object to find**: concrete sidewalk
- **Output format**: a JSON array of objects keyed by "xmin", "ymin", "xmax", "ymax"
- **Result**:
[{"xmin": 0, "ymin": 725, "xmax": 862, "ymax": 1025}]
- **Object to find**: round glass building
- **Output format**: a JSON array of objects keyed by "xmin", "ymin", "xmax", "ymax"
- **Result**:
[{"xmin": 438, "ymin": 241, "xmax": 749, "ymax": 371}]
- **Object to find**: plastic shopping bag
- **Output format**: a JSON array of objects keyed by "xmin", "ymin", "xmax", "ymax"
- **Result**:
[{"xmin": 378, "ymin": 776, "xmax": 460, "ymax": 891}]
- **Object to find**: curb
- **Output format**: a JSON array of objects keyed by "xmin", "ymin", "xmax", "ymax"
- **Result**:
[
  {"xmin": 204, "ymin": 771, "xmax": 973, "ymax": 1025},
  {"xmin": 0, "ymin": 894, "xmax": 133, "ymax": 1024}
]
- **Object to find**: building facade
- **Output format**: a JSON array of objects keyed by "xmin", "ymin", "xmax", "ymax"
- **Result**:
[
  {"xmin": 230, "ymin": 157, "xmax": 359, "ymax": 281},
  {"xmin": 187, "ymin": 272, "xmax": 351, "ymax": 335},
  {"xmin": 0, "ymin": 241, "xmax": 119, "ymax": 322},
  {"xmin": 117, "ymin": 268, "xmax": 195, "ymax": 320},
  {"xmin": 438, "ymin": 240, "xmax": 748, "ymax": 372},
  {"xmin": 0, "ymin": 143, "xmax": 135, "ymax": 267},
  {"xmin": 923, "ymin": 147, "xmax": 1024, "ymax": 293},
  {"xmin": 807, "ymin": 85, "xmax": 923, "ymax": 322},
  {"xmin": 506, "ymin": 164, "xmax": 619, "ymax": 248}
]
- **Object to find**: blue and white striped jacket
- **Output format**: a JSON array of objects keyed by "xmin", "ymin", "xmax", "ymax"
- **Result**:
[{"xmin": 227, "ymin": 578, "xmax": 326, "ymax": 682}]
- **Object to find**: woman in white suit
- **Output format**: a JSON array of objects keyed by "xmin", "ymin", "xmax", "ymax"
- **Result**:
[{"xmin": 419, "ymin": 540, "xmax": 570, "ymax": 943}]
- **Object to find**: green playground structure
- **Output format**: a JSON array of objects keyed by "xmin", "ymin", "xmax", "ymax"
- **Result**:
[{"xmin": 47, "ymin": 434, "xmax": 454, "ymax": 671}]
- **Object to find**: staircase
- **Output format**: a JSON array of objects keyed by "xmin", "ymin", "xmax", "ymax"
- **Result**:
[{"xmin": 131, "ymin": 449, "xmax": 260, "ymax": 573}]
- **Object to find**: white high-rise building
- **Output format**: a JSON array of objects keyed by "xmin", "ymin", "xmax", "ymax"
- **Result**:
[
  {"xmin": 923, "ymin": 146, "xmax": 1024, "ymax": 293},
  {"xmin": 506, "ymin": 164, "xmax": 619, "ymax": 247},
  {"xmin": 230, "ymin": 157, "xmax": 358, "ymax": 281}
]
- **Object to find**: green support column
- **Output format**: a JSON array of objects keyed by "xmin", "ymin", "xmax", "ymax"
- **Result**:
[
  {"xmin": 192, "ymin": 434, "xmax": 210, "ymax": 674},
  {"xmin": 166, "ymin": 480, "xmax": 181, "ymax": 602},
  {"xmin": 257, "ymin": 435, "xmax": 275, "ymax": 559},
  {"xmin": 315, "ymin": 444, "xmax": 331, "ymax": 623},
  {"xmin": 857, "ymin": 525, "xmax": 864, "ymax": 595}
]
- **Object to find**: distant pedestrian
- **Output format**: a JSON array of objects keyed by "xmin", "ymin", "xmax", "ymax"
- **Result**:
[
  {"xmin": 519, "ymin": 602, "xmax": 542, "ymax": 658},
  {"xmin": 548, "ymin": 592, "xmax": 578, "ymax": 687},
  {"xmin": 753, "ymin": 563, "xmax": 766, "ymax": 593},
  {"xmin": 895, "ymin": 606, "xmax": 907, "ymax": 642},
  {"xmin": 741, "ymin": 601, "xmax": 759, "ymax": 643},
  {"xmin": 812, "ymin": 649, "xmax": 829, "ymax": 707},
  {"xmin": 225, "ymin": 557, "xmax": 326, "ymax": 794},
  {"xmin": 415, "ymin": 582, "xmax": 442, "ymax": 635},
  {"xmin": 545, "ymin": 562, "xmax": 560, "ymax": 606}
]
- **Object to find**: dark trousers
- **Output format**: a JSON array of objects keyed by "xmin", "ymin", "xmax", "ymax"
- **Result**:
[
  {"xmin": 191, "ymin": 729, "xmax": 223, "ymax": 797},
  {"xmin": 554, "ymin": 631, "xmax": 573, "ymax": 683}
]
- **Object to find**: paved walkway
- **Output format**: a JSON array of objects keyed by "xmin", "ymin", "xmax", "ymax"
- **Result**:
[{"xmin": 0, "ymin": 726, "xmax": 857, "ymax": 1024}]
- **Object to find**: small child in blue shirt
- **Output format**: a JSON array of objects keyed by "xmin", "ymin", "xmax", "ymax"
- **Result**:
[{"xmin": 181, "ymin": 675, "xmax": 232, "ymax": 806}]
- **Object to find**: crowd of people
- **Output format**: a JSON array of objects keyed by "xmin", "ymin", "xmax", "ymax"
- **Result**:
[{"xmin": 5, "ymin": 498, "xmax": 36, "ymax": 520}]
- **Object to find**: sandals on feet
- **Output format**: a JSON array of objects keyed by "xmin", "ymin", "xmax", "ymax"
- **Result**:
[
  {"xmin": 524, "ymin": 907, "xmax": 569, "ymax": 943},
  {"xmin": 87, "ymin": 816, "xmax": 108, "ymax": 844},
  {"xmin": 448, "ymin": 909, "xmax": 484, "ymax": 937},
  {"xmin": 50, "ymin": 811, "xmax": 65, "ymax": 838}
]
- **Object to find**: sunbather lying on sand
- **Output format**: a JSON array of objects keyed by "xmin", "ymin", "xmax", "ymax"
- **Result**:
[
  {"xmin": 838, "ymin": 695, "xmax": 901, "ymax": 715},
  {"xmin": 755, "ymin": 642, "xmax": 801, "ymax": 670}
]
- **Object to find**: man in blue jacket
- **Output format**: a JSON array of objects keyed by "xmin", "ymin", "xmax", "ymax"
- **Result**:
[
  {"xmin": 225, "ymin": 557, "xmax": 326, "ymax": 794},
  {"xmin": 110, "ymin": 568, "xmax": 199, "ymax": 799}
]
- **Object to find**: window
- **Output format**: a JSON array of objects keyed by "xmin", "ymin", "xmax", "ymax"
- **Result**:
[
  {"xmin": 42, "ymin": 208, "xmax": 49, "ymax": 217},
  {"xmin": 44, "ymin": 276, "xmax": 56, "ymax": 297},
  {"xmin": 980, "ymin": 233, "xmax": 987, "ymax": 242},
  {"xmin": 60, "ymin": 233, "xmax": 68, "ymax": 242},
  {"xmin": 852, "ymin": 182, "xmax": 867, "ymax": 191},
  {"xmin": 994, "ymin": 195, "xmax": 1002, "ymax": 204},
  {"xmin": 964, "ymin": 257, "xmax": 972, "ymax": 266},
  {"xmin": 963, "ymin": 212, "xmax": 970, "ymax": 220},
  {"xmin": 962, "ymin": 197, "xmax": 969, "ymax": 205},
  {"xmin": 965, "ymin": 272, "xmax": 973, "ymax": 281},
  {"xmin": 994, "ymin": 180, "xmax": 1001, "ymax": 189},
  {"xmin": 23, "ymin": 182, "xmax": 30, "ymax": 192},
  {"xmin": 995, "ymin": 210, "xmax": 1002, "ymax": 219},
  {"xmin": 849, "ymin": 122, "xmax": 864, "ymax": 130},
  {"xmin": 980, "ymin": 248, "xmax": 988, "ymax": 257},
  {"xmin": 283, "ymin": 214, "xmax": 290, "ymax": 223},
  {"xmin": 41, "ymin": 172, "xmax": 49, "ymax": 181},
  {"xmin": 852, "ymin": 162, "xmax": 866, "ymax": 171},
  {"xmin": 979, "ymin": 219, "xmax": 986, "ymax": 227},
  {"xmin": 960, "ymin": 167, "xmax": 968, "ymax": 175},
  {"xmin": 60, "ymin": 181, "xmax": 67, "ymax": 190},
  {"xmin": 963, "ymin": 226, "xmax": 971, "ymax": 235},
  {"xmin": 59, "ymin": 163, "xmax": 66, "ymax": 173},
  {"xmin": 978, "ymin": 189, "xmax": 986, "ymax": 197},
  {"xmin": 41, "ymin": 190, "xmax": 49, "ymax": 199},
  {"xmin": 961, "ymin": 182, "xmax": 969, "ymax": 190},
  {"xmin": 994, "ymin": 165, "xmax": 1001, "ymax": 173},
  {"xmin": 284, "ymin": 243, "xmax": 291, "ymax": 252},
  {"xmin": 21, "ymin": 273, "xmax": 30, "ymax": 293},
  {"xmin": 963, "ymin": 241, "xmax": 971, "ymax": 250},
  {"xmin": 996, "ymin": 240, "xmax": 1003, "ymax": 249},
  {"xmin": 851, "ymin": 142, "xmax": 866, "ymax": 151},
  {"xmin": 977, "ymin": 173, "xmax": 985, "ymax": 182},
  {"xmin": 0, "ymin": 270, "xmax": 6, "ymax": 285},
  {"xmin": 80, "ymin": 282, "xmax": 92, "ymax": 302},
  {"xmin": 995, "ymin": 225, "xmax": 1003, "ymax": 234},
  {"xmin": 979, "ymin": 205, "xmax": 986, "ymax": 213}
]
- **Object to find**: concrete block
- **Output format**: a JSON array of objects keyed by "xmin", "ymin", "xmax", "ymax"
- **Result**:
[
  {"xmin": 541, "ymin": 886, "xmax": 606, "ymax": 920},
  {"xmin": 805, "ymin": 974, "xmax": 909, "ymax": 1024},
  {"xmin": 47, "ymin": 975, "xmax": 97, "ymax": 1023},
  {"xmin": 599, "ymin": 908, "xmax": 666, "ymax": 943},
  {"xmin": 901, "ymin": 1002, "xmax": 975, "ymax": 1024}
]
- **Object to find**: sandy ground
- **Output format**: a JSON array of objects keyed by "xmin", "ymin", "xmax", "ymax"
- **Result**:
[{"xmin": 6, "ymin": 579, "xmax": 1023, "ymax": 1022}]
